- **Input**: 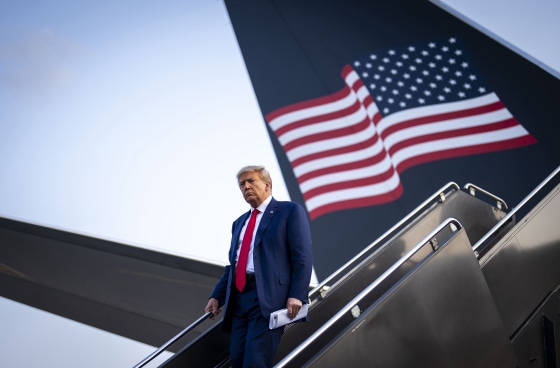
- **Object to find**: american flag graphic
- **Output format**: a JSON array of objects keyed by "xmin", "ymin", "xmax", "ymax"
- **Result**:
[{"xmin": 265, "ymin": 37, "xmax": 537, "ymax": 219}]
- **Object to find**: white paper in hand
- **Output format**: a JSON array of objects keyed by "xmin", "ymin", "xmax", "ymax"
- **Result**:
[{"xmin": 269, "ymin": 304, "xmax": 309, "ymax": 329}]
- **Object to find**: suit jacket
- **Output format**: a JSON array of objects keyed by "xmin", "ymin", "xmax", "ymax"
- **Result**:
[{"xmin": 210, "ymin": 197, "xmax": 313, "ymax": 332}]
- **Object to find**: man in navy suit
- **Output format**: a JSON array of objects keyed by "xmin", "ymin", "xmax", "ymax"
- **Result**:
[{"xmin": 205, "ymin": 165, "xmax": 313, "ymax": 368}]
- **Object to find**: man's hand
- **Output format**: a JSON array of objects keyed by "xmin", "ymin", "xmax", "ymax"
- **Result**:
[
  {"xmin": 205, "ymin": 298, "xmax": 221, "ymax": 319},
  {"xmin": 286, "ymin": 297, "xmax": 302, "ymax": 320}
]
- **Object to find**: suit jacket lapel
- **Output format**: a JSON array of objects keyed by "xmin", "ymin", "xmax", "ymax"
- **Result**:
[
  {"xmin": 254, "ymin": 197, "xmax": 277, "ymax": 248},
  {"xmin": 230, "ymin": 210, "xmax": 251, "ymax": 264}
]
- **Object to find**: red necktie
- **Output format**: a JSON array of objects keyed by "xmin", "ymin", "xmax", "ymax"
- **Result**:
[{"xmin": 236, "ymin": 209, "xmax": 259, "ymax": 292}]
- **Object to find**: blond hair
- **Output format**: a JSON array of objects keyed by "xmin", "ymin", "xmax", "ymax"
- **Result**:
[{"xmin": 236, "ymin": 165, "xmax": 272, "ymax": 189}]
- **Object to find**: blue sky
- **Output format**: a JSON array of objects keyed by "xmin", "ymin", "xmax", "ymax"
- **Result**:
[
  {"xmin": 0, "ymin": 0, "xmax": 287, "ymax": 266},
  {"xmin": 0, "ymin": 0, "xmax": 559, "ymax": 367},
  {"xmin": 0, "ymin": 1, "xmax": 282, "ymax": 366}
]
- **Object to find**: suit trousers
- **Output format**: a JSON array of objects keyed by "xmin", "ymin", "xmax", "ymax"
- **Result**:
[{"xmin": 230, "ymin": 278, "xmax": 283, "ymax": 368}]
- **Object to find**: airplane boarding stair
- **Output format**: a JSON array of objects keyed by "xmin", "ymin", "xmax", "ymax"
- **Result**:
[
  {"xmin": 136, "ymin": 166, "xmax": 560, "ymax": 368},
  {"xmin": 277, "ymin": 168, "xmax": 560, "ymax": 368}
]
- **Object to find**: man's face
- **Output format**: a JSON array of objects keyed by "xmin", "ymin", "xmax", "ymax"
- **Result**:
[{"xmin": 238, "ymin": 171, "xmax": 270, "ymax": 208}]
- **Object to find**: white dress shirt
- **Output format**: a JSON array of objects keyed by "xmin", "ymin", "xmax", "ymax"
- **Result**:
[{"xmin": 236, "ymin": 195, "xmax": 272, "ymax": 273}]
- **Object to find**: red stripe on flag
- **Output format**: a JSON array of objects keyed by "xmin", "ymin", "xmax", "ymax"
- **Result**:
[
  {"xmin": 302, "ymin": 165, "xmax": 396, "ymax": 200},
  {"xmin": 380, "ymin": 101, "xmax": 506, "ymax": 139},
  {"xmin": 291, "ymin": 133, "xmax": 381, "ymax": 168},
  {"xmin": 387, "ymin": 118, "xmax": 521, "ymax": 156},
  {"xmin": 396, "ymin": 135, "xmax": 537, "ymax": 172},
  {"xmin": 273, "ymin": 87, "xmax": 355, "ymax": 137},
  {"xmin": 284, "ymin": 114, "xmax": 371, "ymax": 152},
  {"xmin": 308, "ymin": 183, "xmax": 404, "ymax": 220},
  {"xmin": 297, "ymin": 149, "xmax": 387, "ymax": 184},
  {"xmin": 265, "ymin": 86, "xmax": 351, "ymax": 124}
]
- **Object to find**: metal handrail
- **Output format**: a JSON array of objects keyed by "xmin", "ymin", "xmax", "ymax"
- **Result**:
[
  {"xmin": 131, "ymin": 182, "xmax": 458, "ymax": 367},
  {"xmin": 276, "ymin": 218, "xmax": 463, "ymax": 368},
  {"xmin": 307, "ymin": 182, "xmax": 460, "ymax": 300},
  {"xmin": 472, "ymin": 165, "xmax": 560, "ymax": 256},
  {"xmin": 132, "ymin": 312, "xmax": 213, "ymax": 368},
  {"xmin": 463, "ymin": 183, "xmax": 508, "ymax": 210}
]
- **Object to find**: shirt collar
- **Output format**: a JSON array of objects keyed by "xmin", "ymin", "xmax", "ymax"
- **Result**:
[{"xmin": 254, "ymin": 195, "xmax": 272, "ymax": 214}]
